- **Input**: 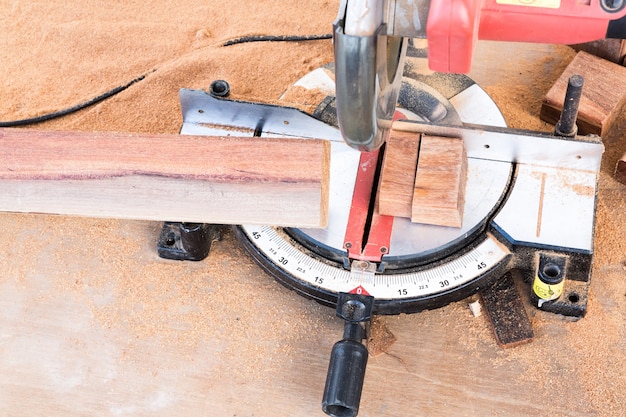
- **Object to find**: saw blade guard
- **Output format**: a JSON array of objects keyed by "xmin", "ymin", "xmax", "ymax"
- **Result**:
[{"xmin": 333, "ymin": 0, "xmax": 407, "ymax": 152}]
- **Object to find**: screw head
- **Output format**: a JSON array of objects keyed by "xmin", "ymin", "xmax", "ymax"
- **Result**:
[{"xmin": 209, "ymin": 80, "xmax": 230, "ymax": 97}]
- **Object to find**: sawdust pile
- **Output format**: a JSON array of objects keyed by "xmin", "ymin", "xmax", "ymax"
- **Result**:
[
  {"xmin": 1, "ymin": 0, "xmax": 336, "ymax": 134},
  {"xmin": 0, "ymin": 1, "xmax": 625, "ymax": 416}
]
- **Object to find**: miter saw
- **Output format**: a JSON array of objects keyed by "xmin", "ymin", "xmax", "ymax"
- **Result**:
[{"xmin": 161, "ymin": 1, "xmax": 626, "ymax": 416}]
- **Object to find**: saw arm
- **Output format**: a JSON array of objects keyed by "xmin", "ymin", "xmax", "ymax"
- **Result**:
[{"xmin": 333, "ymin": 0, "xmax": 407, "ymax": 152}]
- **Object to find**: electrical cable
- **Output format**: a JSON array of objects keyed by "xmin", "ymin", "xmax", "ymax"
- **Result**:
[
  {"xmin": 0, "ymin": 71, "xmax": 153, "ymax": 128},
  {"xmin": 222, "ymin": 33, "xmax": 332, "ymax": 47},
  {"xmin": 0, "ymin": 33, "xmax": 331, "ymax": 127}
]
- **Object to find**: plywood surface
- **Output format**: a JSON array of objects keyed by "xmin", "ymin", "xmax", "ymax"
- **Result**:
[{"xmin": 1, "ymin": 2, "xmax": 625, "ymax": 417}]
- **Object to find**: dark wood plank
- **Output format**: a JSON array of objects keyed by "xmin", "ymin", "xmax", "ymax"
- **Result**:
[
  {"xmin": 616, "ymin": 152, "xmax": 626, "ymax": 185},
  {"xmin": 571, "ymin": 39, "xmax": 626, "ymax": 65},
  {"xmin": 481, "ymin": 272, "xmax": 534, "ymax": 348}
]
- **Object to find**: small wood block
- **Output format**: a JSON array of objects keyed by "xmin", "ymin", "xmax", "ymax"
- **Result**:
[
  {"xmin": 540, "ymin": 51, "xmax": 626, "ymax": 137},
  {"xmin": 481, "ymin": 273, "xmax": 534, "ymax": 349},
  {"xmin": 411, "ymin": 135, "xmax": 467, "ymax": 228},
  {"xmin": 377, "ymin": 131, "xmax": 421, "ymax": 218},
  {"xmin": 616, "ymin": 152, "xmax": 626, "ymax": 185},
  {"xmin": 571, "ymin": 39, "xmax": 626, "ymax": 65}
]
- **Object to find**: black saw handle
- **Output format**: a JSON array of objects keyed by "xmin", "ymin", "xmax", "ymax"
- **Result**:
[{"xmin": 322, "ymin": 292, "xmax": 374, "ymax": 417}]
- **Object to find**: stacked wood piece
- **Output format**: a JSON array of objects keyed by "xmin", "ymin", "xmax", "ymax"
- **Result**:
[
  {"xmin": 571, "ymin": 39, "xmax": 626, "ymax": 66},
  {"xmin": 377, "ymin": 131, "xmax": 421, "ymax": 219},
  {"xmin": 540, "ymin": 50, "xmax": 626, "ymax": 185},
  {"xmin": 378, "ymin": 129, "xmax": 468, "ymax": 228}
]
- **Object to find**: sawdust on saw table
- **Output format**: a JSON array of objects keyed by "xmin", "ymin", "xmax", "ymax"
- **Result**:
[{"xmin": 0, "ymin": 1, "xmax": 625, "ymax": 416}]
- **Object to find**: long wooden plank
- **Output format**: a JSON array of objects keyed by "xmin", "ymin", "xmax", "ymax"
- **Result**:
[{"xmin": 0, "ymin": 129, "xmax": 330, "ymax": 227}]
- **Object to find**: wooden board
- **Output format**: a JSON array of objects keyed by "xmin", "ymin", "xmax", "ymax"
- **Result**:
[
  {"xmin": 0, "ymin": 217, "xmax": 610, "ymax": 417},
  {"xmin": 411, "ymin": 135, "xmax": 467, "ymax": 228},
  {"xmin": 0, "ymin": 129, "xmax": 330, "ymax": 228},
  {"xmin": 377, "ymin": 131, "xmax": 421, "ymax": 218},
  {"xmin": 481, "ymin": 272, "xmax": 534, "ymax": 348},
  {"xmin": 540, "ymin": 51, "xmax": 626, "ymax": 137}
]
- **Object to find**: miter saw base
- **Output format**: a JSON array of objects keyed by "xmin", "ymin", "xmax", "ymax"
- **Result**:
[
  {"xmin": 166, "ymin": 57, "xmax": 601, "ymax": 417},
  {"xmin": 171, "ymin": 59, "xmax": 597, "ymax": 320}
]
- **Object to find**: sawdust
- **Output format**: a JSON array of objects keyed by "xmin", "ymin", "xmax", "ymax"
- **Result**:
[
  {"xmin": 480, "ymin": 48, "xmax": 576, "ymax": 132},
  {"xmin": 1, "ymin": 0, "xmax": 336, "ymax": 134},
  {"xmin": 1, "ymin": 214, "xmax": 337, "ymax": 385},
  {"xmin": 367, "ymin": 316, "xmax": 397, "ymax": 357}
]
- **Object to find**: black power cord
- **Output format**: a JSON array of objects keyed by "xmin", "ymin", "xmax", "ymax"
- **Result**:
[
  {"xmin": 222, "ymin": 33, "xmax": 332, "ymax": 47},
  {"xmin": 0, "ymin": 33, "xmax": 332, "ymax": 127},
  {"xmin": 0, "ymin": 71, "xmax": 153, "ymax": 128}
]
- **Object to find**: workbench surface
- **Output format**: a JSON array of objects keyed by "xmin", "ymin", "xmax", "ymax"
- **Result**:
[{"xmin": 1, "ymin": 2, "xmax": 624, "ymax": 416}]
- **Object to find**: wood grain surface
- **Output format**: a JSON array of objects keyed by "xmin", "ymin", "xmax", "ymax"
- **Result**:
[
  {"xmin": 0, "ymin": 129, "xmax": 330, "ymax": 227},
  {"xmin": 572, "ymin": 39, "xmax": 626, "ymax": 65},
  {"xmin": 377, "ymin": 131, "xmax": 420, "ymax": 218},
  {"xmin": 378, "ymin": 131, "xmax": 468, "ymax": 228},
  {"xmin": 616, "ymin": 152, "xmax": 626, "ymax": 185},
  {"xmin": 411, "ymin": 135, "xmax": 467, "ymax": 228}
]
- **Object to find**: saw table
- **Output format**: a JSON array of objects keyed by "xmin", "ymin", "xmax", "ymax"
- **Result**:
[{"xmin": 0, "ymin": 2, "xmax": 625, "ymax": 415}]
